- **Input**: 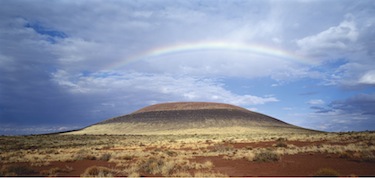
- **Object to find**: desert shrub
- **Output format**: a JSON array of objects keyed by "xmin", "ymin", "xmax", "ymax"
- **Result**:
[
  {"xmin": 74, "ymin": 149, "xmax": 96, "ymax": 160},
  {"xmin": 0, "ymin": 165, "xmax": 36, "ymax": 176},
  {"xmin": 212, "ymin": 144, "xmax": 234, "ymax": 152},
  {"xmin": 359, "ymin": 150, "xmax": 375, "ymax": 162},
  {"xmin": 39, "ymin": 169, "xmax": 50, "ymax": 176},
  {"xmin": 127, "ymin": 171, "xmax": 140, "ymax": 177},
  {"xmin": 253, "ymin": 150, "xmax": 280, "ymax": 162},
  {"xmin": 245, "ymin": 146, "xmax": 253, "ymax": 150},
  {"xmin": 194, "ymin": 171, "xmax": 228, "ymax": 177},
  {"xmin": 274, "ymin": 137, "xmax": 288, "ymax": 148},
  {"xmin": 138, "ymin": 157, "xmax": 165, "ymax": 175},
  {"xmin": 81, "ymin": 166, "xmax": 113, "ymax": 177},
  {"xmin": 64, "ymin": 165, "xmax": 74, "ymax": 172},
  {"xmin": 119, "ymin": 155, "xmax": 134, "ymax": 161},
  {"xmin": 314, "ymin": 168, "xmax": 340, "ymax": 176},
  {"xmin": 339, "ymin": 150, "xmax": 375, "ymax": 162},
  {"xmin": 99, "ymin": 153, "xmax": 112, "ymax": 161},
  {"xmin": 40, "ymin": 167, "xmax": 68, "ymax": 176},
  {"xmin": 30, "ymin": 161, "xmax": 51, "ymax": 167},
  {"xmin": 136, "ymin": 156, "xmax": 193, "ymax": 176},
  {"xmin": 276, "ymin": 137, "xmax": 287, "ymax": 142},
  {"xmin": 165, "ymin": 150, "xmax": 178, "ymax": 157},
  {"xmin": 201, "ymin": 161, "xmax": 213, "ymax": 169},
  {"xmin": 171, "ymin": 170, "xmax": 192, "ymax": 177},
  {"xmin": 74, "ymin": 149, "xmax": 87, "ymax": 160},
  {"xmin": 339, "ymin": 150, "xmax": 353, "ymax": 159},
  {"xmin": 275, "ymin": 141, "xmax": 288, "ymax": 148}
]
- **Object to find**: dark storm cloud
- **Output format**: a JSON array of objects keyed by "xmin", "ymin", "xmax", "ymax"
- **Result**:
[
  {"xmin": 306, "ymin": 94, "xmax": 375, "ymax": 132},
  {"xmin": 311, "ymin": 94, "xmax": 375, "ymax": 116},
  {"xmin": 329, "ymin": 94, "xmax": 375, "ymax": 116},
  {"xmin": 310, "ymin": 106, "xmax": 332, "ymax": 114},
  {"xmin": 0, "ymin": 17, "xmax": 100, "ymax": 129}
]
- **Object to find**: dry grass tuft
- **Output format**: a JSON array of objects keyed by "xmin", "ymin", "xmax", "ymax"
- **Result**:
[
  {"xmin": 81, "ymin": 166, "xmax": 113, "ymax": 177},
  {"xmin": 74, "ymin": 149, "xmax": 96, "ymax": 160},
  {"xmin": 359, "ymin": 150, "xmax": 375, "ymax": 162},
  {"xmin": 314, "ymin": 168, "xmax": 340, "ymax": 176},
  {"xmin": 99, "ymin": 153, "xmax": 112, "ymax": 161},
  {"xmin": 194, "ymin": 170, "xmax": 228, "ymax": 177},
  {"xmin": 212, "ymin": 144, "xmax": 235, "ymax": 152},
  {"xmin": 253, "ymin": 150, "xmax": 280, "ymax": 162},
  {"xmin": 39, "ymin": 166, "xmax": 73, "ymax": 176},
  {"xmin": 339, "ymin": 150, "xmax": 375, "ymax": 162},
  {"xmin": 138, "ymin": 157, "xmax": 165, "ymax": 175}
]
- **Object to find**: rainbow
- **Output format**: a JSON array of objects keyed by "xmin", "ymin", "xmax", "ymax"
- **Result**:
[{"xmin": 105, "ymin": 41, "xmax": 313, "ymax": 70}]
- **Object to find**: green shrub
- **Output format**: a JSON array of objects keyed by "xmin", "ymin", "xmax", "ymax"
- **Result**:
[{"xmin": 253, "ymin": 150, "xmax": 280, "ymax": 162}]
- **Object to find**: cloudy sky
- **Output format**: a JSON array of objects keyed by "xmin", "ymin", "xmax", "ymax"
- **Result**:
[{"xmin": 1, "ymin": 0, "xmax": 375, "ymax": 135}]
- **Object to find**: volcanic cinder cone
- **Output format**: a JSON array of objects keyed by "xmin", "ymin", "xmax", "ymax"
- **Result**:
[{"xmin": 67, "ymin": 102, "xmax": 318, "ymax": 135}]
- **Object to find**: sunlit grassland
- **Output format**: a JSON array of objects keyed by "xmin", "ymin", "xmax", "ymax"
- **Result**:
[{"xmin": 1, "ymin": 131, "xmax": 374, "ymax": 176}]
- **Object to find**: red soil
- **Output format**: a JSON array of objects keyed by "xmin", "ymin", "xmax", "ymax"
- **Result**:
[
  {"xmin": 222, "ymin": 140, "xmax": 354, "ymax": 149},
  {"xmin": 195, "ymin": 153, "xmax": 375, "ymax": 176},
  {"xmin": 2, "ymin": 140, "xmax": 374, "ymax": 176},
  {"xmin": 2, "ymin": 152, "xmax": 374, "ymax": 176},
  {"xmin": 1, "ymin": 160, "xmax": 116, "ymax": 176}
]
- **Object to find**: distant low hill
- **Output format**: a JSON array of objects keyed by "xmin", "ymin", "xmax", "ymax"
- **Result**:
[{"xmin": 66, "ymin": 102, "xmax": 319, "ymax": 135}]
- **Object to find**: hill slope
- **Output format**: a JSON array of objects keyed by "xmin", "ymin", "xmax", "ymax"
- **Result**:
[{"xmin": 67, "ymin": 102, "xmax": 317, "ymax": 135}]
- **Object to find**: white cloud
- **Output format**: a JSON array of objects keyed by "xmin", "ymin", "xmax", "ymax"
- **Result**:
[
  {"xmin": 52, "ymin": 70, "xmax": 278, "ymax": 106},
  {"xmin": 247, "ymin": 107, "xmax": 258, "ymax": 111},
  {"xmin": 297, "ymin": 15, "xmax": 359, "ymax": 58},
  {"xmin": 0, "ymin": 54, "xmax": 15, "ymax": 72},
  {"xmin": 359, "ymin": 70, "xmax": 375, "ymax": 85},
  {"xmin": 308, "ymin": 99, "xmax": 325, "ymax": 105},
  {"xmin": 283, "ymin": 107, "xmax": 293, "ymax": 111},
  {"xmin": 294, "ymin": 12, "xmax": 375, "ymax": 87}
]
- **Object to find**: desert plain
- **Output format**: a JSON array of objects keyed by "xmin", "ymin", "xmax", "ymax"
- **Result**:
[{"xmin": 1, "ymin": 131, "xmax": 375, "ymax": 176}]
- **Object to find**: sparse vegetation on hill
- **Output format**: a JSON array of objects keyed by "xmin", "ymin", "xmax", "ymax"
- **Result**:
[{"xmin": 65, "ymin": 102, "xmax": 318, "ymax": 135}]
